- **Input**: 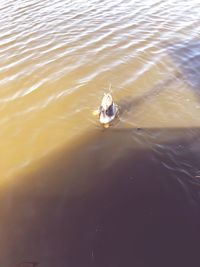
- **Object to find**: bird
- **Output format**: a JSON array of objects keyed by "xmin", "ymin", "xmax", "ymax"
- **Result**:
[{"xmin": 93, "ymin": 92, "xmax": 119, "ymax": 128}]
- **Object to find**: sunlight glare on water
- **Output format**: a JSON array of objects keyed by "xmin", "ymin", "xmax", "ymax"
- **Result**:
[{"xmin": 0, "ymin": 0, "xmax": 200, "ymax": 180}]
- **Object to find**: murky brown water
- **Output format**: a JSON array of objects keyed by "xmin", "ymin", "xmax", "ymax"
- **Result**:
[{"xmin": 1, "ymin": 0, "xmax": 200, "ymax": 266}]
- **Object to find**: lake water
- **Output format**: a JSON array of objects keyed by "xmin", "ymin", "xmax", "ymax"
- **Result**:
[{"xmin": 1, "ymin": 0, "xmax": 200, "ymax": 266}]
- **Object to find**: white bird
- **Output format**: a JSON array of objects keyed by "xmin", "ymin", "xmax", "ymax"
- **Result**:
[{"xmin": 93, "ymin": 93, "xmax": 119, "ymax": 128}]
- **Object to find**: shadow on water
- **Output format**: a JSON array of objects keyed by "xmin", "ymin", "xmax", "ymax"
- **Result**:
[
  {"xmin": 1, "ymin": 126, "xmax": 200, "ymax": 267},
  {"xmin": 167, "ymin": 39, "xmax": 200, "ymax": 99},
  {"xmin": 115, "ymin": 40, "xmax": 200, "ymax": 119},
  {"xmin": 119, "ymin": 72, "xmax": 182, "ymax": 116}
]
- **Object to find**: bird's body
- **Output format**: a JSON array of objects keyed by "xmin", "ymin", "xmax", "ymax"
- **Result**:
[{"xmin": 93, "ymin": 93, "xmax": 119, "ymax": 128}]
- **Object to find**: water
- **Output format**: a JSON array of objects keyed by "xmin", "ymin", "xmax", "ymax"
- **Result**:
[{"xmin": 0, "ymin": 0, "xmax": 200, "ymax": 266}]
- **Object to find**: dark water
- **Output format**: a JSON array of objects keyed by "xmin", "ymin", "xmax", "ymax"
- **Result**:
[{"xmin": 1, "ymin": 127, "xmax": 200, "ymax": 267}]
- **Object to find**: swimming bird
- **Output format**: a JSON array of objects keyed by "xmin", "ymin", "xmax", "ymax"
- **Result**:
[{"xmin": 93, "ymin": 93, "xmax": 119, "ymax": 128}]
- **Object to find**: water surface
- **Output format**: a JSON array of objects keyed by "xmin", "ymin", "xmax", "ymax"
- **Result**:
[{"xmin": 0, "ymin": 0, "xmax": 200, "ymax": 266}]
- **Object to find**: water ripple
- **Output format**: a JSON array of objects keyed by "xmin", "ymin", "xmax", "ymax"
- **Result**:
[{"xmin": 0, "ymin": 0, "xmax": 200, "ymax": 180}]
